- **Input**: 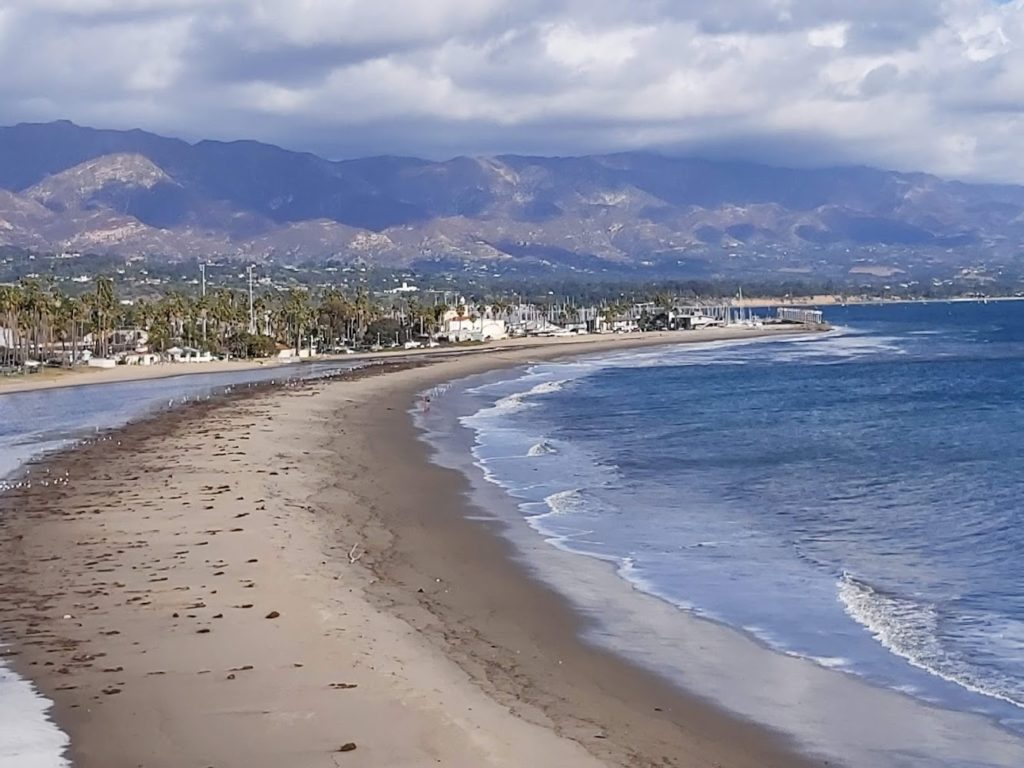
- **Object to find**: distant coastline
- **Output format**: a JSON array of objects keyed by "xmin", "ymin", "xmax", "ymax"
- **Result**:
[
  {"xmin": 0, "ymin": 326, "xmax": 817, "ymax": 395},
  {"xmin": 736, "ymin": 294, "xmax": 1024, "ymax": 308}
]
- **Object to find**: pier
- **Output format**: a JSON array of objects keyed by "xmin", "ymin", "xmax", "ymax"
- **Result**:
[{"xmin": 776, "ymin": 307, "xmax": 825, "ymax": 325}]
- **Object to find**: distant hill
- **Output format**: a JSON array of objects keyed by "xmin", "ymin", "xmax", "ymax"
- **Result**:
[{"xmin": 1, "ymin": 120, "xmax": 1022, "ymax": 280}]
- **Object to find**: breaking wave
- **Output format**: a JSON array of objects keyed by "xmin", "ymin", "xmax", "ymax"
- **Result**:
[
  {"xmin": 838, "ymin": 572, "xmax": 1024, "ymax": 710},
  {"xmin": 471, "ymin": 379, "xmax": 572, "ymax": 420},
  {"xmin": 527, "ymin": 440, "xmax": 559, "ymax": 456},
  {"xmin": 542, "ymin": 488, "xmax": 585, "ymax": 517}
]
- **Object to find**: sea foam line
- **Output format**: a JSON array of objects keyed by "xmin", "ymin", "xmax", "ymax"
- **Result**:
[
  {"xmin": 0, "ymin": 661, "xmax": 69, "ymax": 768},
  {"xmin": 838, "ymin": 572, "xmax": 1024, "ymax": 710}
]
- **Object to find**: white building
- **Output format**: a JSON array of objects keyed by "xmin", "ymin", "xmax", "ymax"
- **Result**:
[
  {"xmin": 605, "ymin": 318, "xmax": 640, "ymax": 333},
  {"xmin": 441, "ymin": 308, "xmax": 509, "ymax": 342},
  {"xmin": 166, "ymin": 346, "xmax": 214, "ymax": 363},
  {"xmin": 109, "ymin": 328, "xmax": 150, "ymax": 353},
  {"xmin": 387, "ymin": 281, "xmax": 420, "ymax": 295},
  {"xmin": 277, "ymin": 346, "xmax": 318, "ymax": 360},
  {"xmin": 123, "ymin": 352, "xmax": 160, "ymax": 366}
]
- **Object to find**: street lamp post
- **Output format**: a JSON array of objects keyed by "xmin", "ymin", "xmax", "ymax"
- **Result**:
[{"xmin": 247, "ymin": 265, "xmax": 256, "ymax": 334}]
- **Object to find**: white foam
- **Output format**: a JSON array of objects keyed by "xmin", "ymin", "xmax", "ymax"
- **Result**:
[
  {"xmin": 492, "ymin": 379, "xmax": 568, "ymax": 412},
  {"xmin": 542, "ymin": 488, "xmax": 585, "ymax": 516},
  {"xmin": 838, "ymin": 572, "xmax": 1024, "ymax": 710},
  {"xmin": 764, "ymin": 332, "xmax": 906, "ymax": 364},
  {"xmin": 529, "ymin": 380, "xmax": 568, "ymax": 395},
  {"xmin": 0, "ymin": 662, "xmax": 69, "ymax": 767},
  {"xmin": 527, "ymin": 440, "xmax": 559, "ymax": 457},
  {"xmin": 807, "ymin": 655, "xmax": 852, "ymax": 670},
  {"xmin": 613, "ymin": 556, "xmax": 698, "ymax": 611},
  {"xmin": 462, "ymin": 379, "xmax": 575, "ymax": 432},
  {"xmin": 476, "ymin": 390, "xmax": 536, "ymax": 417}
]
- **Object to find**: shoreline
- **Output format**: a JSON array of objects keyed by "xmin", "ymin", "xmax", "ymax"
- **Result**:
[
  {"xmin": 346, "ymin": 352, "xmax": 821, "ymax": 767},
  {"xmin": 0, "ymin": 357, "xmax": 293, "ymax": 394},
  {"xmin": 0, "ymin": 327, "xmax": 826, "ymax": 768},
  {"xmin": 0, "ymin": 326, "xmax": 816, "ymax": 395}
]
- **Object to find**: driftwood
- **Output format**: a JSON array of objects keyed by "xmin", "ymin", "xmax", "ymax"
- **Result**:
[{"xmin": 348, "ymin": 543, "xmax": 364, "ymax": 564}]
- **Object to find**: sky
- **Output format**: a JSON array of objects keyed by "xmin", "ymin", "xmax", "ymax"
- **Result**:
[{"xmin": 1, "ymin": 0, "xmax": 1023, "ymax": 181}]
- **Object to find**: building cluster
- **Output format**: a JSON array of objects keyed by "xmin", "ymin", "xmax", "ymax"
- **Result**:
[
  {"xmin": 1, "ymin": 273, "xmax": 821, "ymax": 373},
  {"xmin": 428, "ymin": 297, "xmax": 795, "ymax": 343}
]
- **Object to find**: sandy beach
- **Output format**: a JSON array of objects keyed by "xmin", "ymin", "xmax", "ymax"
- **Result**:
[
  {"xmin": 0, "ymin": 327, "xmax": 824, "ymax": 768},
  {"xmin": 0, "ymin": 357, "xmax": 290, "ymax": 394}
]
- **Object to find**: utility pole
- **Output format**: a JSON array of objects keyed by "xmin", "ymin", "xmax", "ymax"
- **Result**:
[
  {"xmin": 200, "ymin": 262, "xmax": 207, "ymax": 346},
  {"xmin": 247, "ymin": 265, "xmax": 256, "ymax": 334}
]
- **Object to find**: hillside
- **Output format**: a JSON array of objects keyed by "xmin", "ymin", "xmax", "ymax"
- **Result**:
[{"xmin": 1, "ymin": 120, "xmax": 1022, "ymax": 280}]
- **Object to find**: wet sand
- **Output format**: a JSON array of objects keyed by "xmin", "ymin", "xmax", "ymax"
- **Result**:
[
  {"xmin": 0, "ymin": 358, "xmax": 289, "ymax": 394},
  {"xmin": 0, "ymin": 329, "xmax": 825, "ymax": 768}
]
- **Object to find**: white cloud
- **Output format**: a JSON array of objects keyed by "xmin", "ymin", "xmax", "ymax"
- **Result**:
[
  {"xmin": 1, "ymin": 0, "xmax": 1024, "ymax": 182},
  {"xmin": 7, "ymin": 0, "xmax": 207, "ymax": 12},
  {"xmin": 808, "ymin": 23, "xmax": 848, "ymax": 48},
  {"xmin": 242, "ymin": 0, "xmax": 515, "ymax": 48},
  {"xmin": 542, "ymin": 23, "xmax": 651, "ymax": 74}
]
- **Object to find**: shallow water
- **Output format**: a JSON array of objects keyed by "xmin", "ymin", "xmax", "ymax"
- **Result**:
[
  {"xmin": 0, "ymin": 361, "xmax": 361, "ymax": 768},
  {"xmin": 434, "ymin": 303, "xmax": 1024, "ymax": 766}
]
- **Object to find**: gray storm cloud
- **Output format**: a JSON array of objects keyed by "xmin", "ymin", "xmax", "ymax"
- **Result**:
[{"xmin": 0, "ymin": 0, "xmax": 1022, "ymax": 181}]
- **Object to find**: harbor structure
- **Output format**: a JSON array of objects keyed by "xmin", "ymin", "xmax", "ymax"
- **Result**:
[{"xmin": 776, "ymin": 307, "xmax": 825, "ymax": 324}]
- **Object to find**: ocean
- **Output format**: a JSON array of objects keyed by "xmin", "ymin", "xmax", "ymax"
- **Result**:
[
  {"xmin": 423, "ymin": 302, "xmax": 1024, "ymax": 768},
  {"xmin": 0, "ymin": 360, "xmax": 361, "ymax": 768}
]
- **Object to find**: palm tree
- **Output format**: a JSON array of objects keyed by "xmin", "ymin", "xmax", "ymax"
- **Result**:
[
  {"xmin": 94, "ymin": 277, "xmax": 116, "ymax": 358},
  {"xmin": 318, "ymin": 288, "xmax": 355, "ymax": 347},
  {"xmin": 207, "ymin": 288, "xmax": 238, "ymax": 353},
  {"xmin": 406, "ymin": 298, "xmax": 435, "ymax": 338},
  {"xmin": 352, "ymin": 287, "xmax": 376, "ymax": 341},
  {"xmin": 0, "ymin": 285, "xmax": 21, "ymax": 367},
  {"xmin": 489, "ymin": 297, "xmax": 510, "ymax": 321},
  {"xmin": 654, "ymin": 291, "xmax": 673, "ymax": 310},
  {"xmin": 252, "ymin": 294, "xmax": 270, "ymax": 337},
  {"xmin": 160, "ymin": 292, "xmax": 188, "ymax": 348},
  {"xmin": 284, "ymin": 289, "xmax": 312, "ymax": 354},
  {"xmin": 18, "ymin": 279, "xmax": 45, "ymax": 362},
  {"xmin": 65, "ymin": 295, "xmax": 86, "ymax": 365},
  {"xmin": 50, "ymin": 292, "xmax": 70, "ymax": 365},
  {"xmin": 432, "ymin": 302, "xmax": 449, "ymax": 337}
]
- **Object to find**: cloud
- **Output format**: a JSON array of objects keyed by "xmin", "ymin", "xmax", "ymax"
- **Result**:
[{"xmin": 0, "ymin": 0, "xmax": 1023, "ymax": 182}]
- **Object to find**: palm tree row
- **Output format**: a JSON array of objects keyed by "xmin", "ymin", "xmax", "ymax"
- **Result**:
[{"xmin": 0, "ymin": 279, "xmax": 449, "ymax": 366}]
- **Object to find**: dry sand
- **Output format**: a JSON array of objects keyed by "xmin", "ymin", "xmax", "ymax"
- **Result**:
[{"xmin": 0, "ymin": 328, "xmax": 825, "ymax": 767}]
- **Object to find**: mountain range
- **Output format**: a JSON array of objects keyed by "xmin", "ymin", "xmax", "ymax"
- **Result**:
[{"xmin": 1, "ymin": 120, "xmax": 1023, "ymax": 279}]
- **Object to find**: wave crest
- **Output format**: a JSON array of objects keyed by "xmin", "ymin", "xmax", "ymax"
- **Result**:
[
  {"xmin": 838, "ymin": 572, "xmax": 1024, "ymax": 709},
  {"xmin": 543, "ymin": 488, "xmax": 585, "ymax": 516},
  {"xmin": 528, "ymin": 440, "xmax": 559, "ymax": 457}
]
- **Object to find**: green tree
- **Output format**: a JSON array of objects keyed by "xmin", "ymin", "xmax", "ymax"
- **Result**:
[
  {"xmin": 284, "ymin": 289, "xmax": 313, "ymax": 354},
  {"xmin": 94, "ymin": 276, "xmax": 116, "ymax": 358}
]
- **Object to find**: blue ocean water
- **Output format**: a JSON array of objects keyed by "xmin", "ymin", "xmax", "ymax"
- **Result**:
[
  {"xmin": 0, "ymin": 361, "xmax": 361, "ymax": 483},
  {"xmin": 459, "ymin": 302, "xmax": 1024, "ymax": 737}
]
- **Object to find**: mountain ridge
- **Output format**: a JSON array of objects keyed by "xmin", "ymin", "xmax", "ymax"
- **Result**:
[{"xmin": 0, "ymin": 120, "xmax": 1020, "ymax": 279}]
